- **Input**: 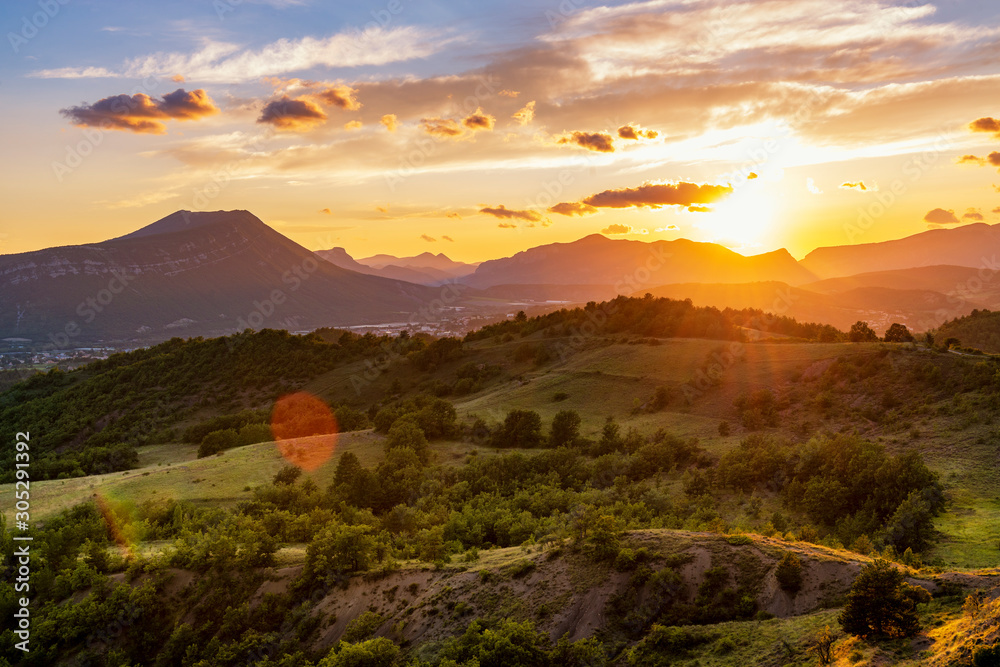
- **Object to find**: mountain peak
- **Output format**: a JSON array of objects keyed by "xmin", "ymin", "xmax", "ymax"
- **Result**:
[{"xmin": 112, "ymin": 209, "xmax": 264, "ymax": 242}]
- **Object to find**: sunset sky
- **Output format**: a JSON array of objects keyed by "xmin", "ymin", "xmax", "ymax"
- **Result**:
[{"xmin": 2, "ymin": 0, "xmax": 1000, "ymax": 262}]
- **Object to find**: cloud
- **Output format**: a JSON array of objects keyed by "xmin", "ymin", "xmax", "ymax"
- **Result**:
[
  {"xmin": 97, "ymin": 191, "xmax": 180, "ymax": 209},
  {"xmin": 499, "ymin": 89, "xmax": 520, "ymax": 97},
  {"xmin": 421, "ymin": 117, "xmax": 464, "ymax": 138},
  {"xmin": 316, "ymin": 84, "xmax": 361, "ymax": 110},
  {"xmin": 497, "ymin": 222, "xmax": 517, "ymax": 229},
  {"xmin": 840, "ymin": 181, "xmax": 876, "ymax": 192},
  {"xmin": 375, "ymin": 206, "xmax": 388, "ymax": 213},
  {"xmin": 923, "ymin": 208, "xmax": 960, "ymax": 224},
  {"xmin": 958, "ymin": 155, "xmax": 986, "ymax": 166},
  {"xmin": 992, "ymin": 152, "xmax": 1000, "ymax": 167},
  {"xmin": 479, "ymin": 205, "xmax": 543, "ymax": 222},
  {"xmin": 617, "ymin": 124, "xmax": 657, "ymax": 140},
  {"xmin": 171, "ymin": 74, "xmax": 185, "ymax": 83},
  {"xmin": 319, "ymin": 208, "xmax": 332, "ymax": 215},
  {"xmin": 380, "ymin": 114, "xmax": 398, "ymax": 132},
  {"xmin": 442, "ymin": 235, "xmax": 455, "ymax": 242},
  {"xmin": 446, "ymin": 212, "xmax": 462, "ymax": 219},
  {"xmin": 994, "ymin": 207, "xmax": 1000, "ymax": 214},
  {"xmin": 687, "ymin": 205, "xmax": 712, "ymax": 213},
  {"xmin": 582, "ymin": 181, "xmax": 733, "ymax": 209},
  {"xmin": 548, "ymin": 202, "xmax": 598, "ymax": 216},
  {"xmin": 970, "ymin": 117, "xmax": 1000, "ymax": 134},
  {"xmin": 512, "ymin": 101, "xmax": 536, "ymax": 126},
  {"xmin": 258, "ymin": 95, "xmax": 327, "ymax": 131},
  {"xmin": 655, "ymin": 225, "xmax": 679, "ymax": 232},
  {"xmin": 344, "ymin": 120, "xmax": 362, "ymax": 130},
  {"xmin": 601, "ymin": 224, "xmax": 632, "ymax": 235},
  {"xmin": 963, "ymin": 208, "xmax": 984, "ymax": 221},
  {"xmin": 60, "ymin": 88, "xmax": 219, "ymax": 134},
  {"xmin": 421, "ymin": 234, "xmax": 436, "ymax": 242},
  {"xmin": 747, "ymin": 172, "xmax": 758, "ymax": 180},
  {"xmin": 32, "ymin": 27, "xmax": 447, "ymax": 83},
  {"xmin": 806, "ymin": 178, "xmax": 823, "ymax": 194},
  {"xmin": 463, "ymin": 107, "xmax": 495, "ymax": 131},
  {"xmin": 557, "ymin": 131, "xmax": 615, "ymax": 152}
]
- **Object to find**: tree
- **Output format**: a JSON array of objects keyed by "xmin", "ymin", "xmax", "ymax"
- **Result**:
[
  {"xmin": 879, "ymin": 490, "xmax": 936, "ymax": 554},
  {"xmin": 812, "ymin": 626, "xmax": 836, "ymax": 665},
  {"xmin": 884, "ymin": 323, "xmax": 914, "ymax": 343},
  {"xmin": 839, "ymin": 559, "xmax": 925, "ymax": 639},
  {"xmin": 384, "ymin": 418, "xmax": 430, "ymax": 464},
  {"xmin": 849, "ymin": 321, "xmax": 879, "ymax": 342},
  {"xmin": 319, "ymin": 638, "xmax": 400, "ymax": 667},
  {"xmin": 306, "ymin": 523, "xmax": 376, "ymax": 578},
  {"xmin": 491, "ymin": 410, "xmax": 544, "ymax": 448},
  {"xmin": 775, "ymin": 551, "xmax": 804, "ymax": 594},
  {"xmin": 549, "ymin": 410, "xmax": 582, "ymax": 448}
]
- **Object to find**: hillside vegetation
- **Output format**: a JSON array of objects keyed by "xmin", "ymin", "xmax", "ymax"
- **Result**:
[{"xmin": 2, "ymin": 296, "xmax": 1000, "ymax": 666}]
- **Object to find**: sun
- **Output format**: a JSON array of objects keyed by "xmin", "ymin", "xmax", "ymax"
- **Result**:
[{"xmin": 696, "ymin": 176, "xmax": 778, "ymax": 248}]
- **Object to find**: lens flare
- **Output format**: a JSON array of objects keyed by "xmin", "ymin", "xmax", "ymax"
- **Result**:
[
  {"xmin": 270, "ymin": 391, "xmax": 339, "ymax": 471},
  {"xmin": 94, "ymin": 492, "xmax": 136, "ymax": 560}
]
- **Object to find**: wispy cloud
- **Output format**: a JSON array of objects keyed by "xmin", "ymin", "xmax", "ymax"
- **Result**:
[{"xmin": 30, "ymin": 27, "xmax": 448, "ymax": 83}]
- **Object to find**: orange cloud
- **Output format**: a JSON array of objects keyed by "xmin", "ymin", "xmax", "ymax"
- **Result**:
[
  {"xmin": 316, "ymin": 84, "xmax": 361, "ymax": 110},
  {"xmin": 582, "ymin": 181, "xmax": 733, "ymax": 209},
  {"xmin": 617, "ymin": 124, "xmax": 658, "ymax": 140},
  {"xmin": 963, "ymin": 208, "xmax": 984, "ymax": 221},
  {"xmin": 840, "ymin": 181, "xmax": 876, "ymax": 191},
  {"xmin": 171, "ymin": 74, "xmax": 185, "ymax": 83},
  {"xmin": 924, "ymin": 208, "xmax": 960, "ymax": 224},
  {"xmin": 497, "ymin": 222, "xmax": 517, "ymax": 229},
  {"xmin": 421, "ymin": 117, "xmax": 464, "ymax": 138},
  {"xmin": 512, "ymin": 101, "xmax": 536, "ymax": 126},
  {"xmin": 344, "ymin": 120, "xmax": 362, "ymax": 130},
  {"xmin": 499, "ymin": 89, "xmax": 520, "ymax": 97},
  {"xmin": 548, "ymin": 202, "xmax": 598, "ymax": 216},
  {"xmin": 479, "ymin": 205, "xmax": 543, "ymax": 222},
  {"xmin": 557, "ymin": 131, "xmax": 614, "ymax": 152},
  {"xmin": 601, "ymin": 224, "xmax": 631, "ymax": 235},
  {"xmin": 319, "ymin": 208, "xmax": 332, "ymax": 215},
  {"xmin": 970, "ymin": 117, "xmax": 1000, "ymax": 134},
  {"xmin": 958, "ymin": 155, "xmax": 986, "ymax": 166},
  {"xmin": 421, "ymin": 234, "xmax": 436, "ymax": 242},
  {"xmin": 61, "ymin": 88, "xmax": 219, "ymax": 134},
  {"xmin": 258, "ymin": 95, "xmax": 327, "ymax": 131},
  {"xmin": 463, "ymin": 107, "xmax": 495, "ymax": 130},
  {"xmin": 442, "ymin": 235, "xmax": 455, "ymax": 242},
  {"xmin": 687, "ymin": 205, "xmax": 712, "ymax": 213},
  {"xmin": 380, "ymin": 113, "xmax": 398, "ymax": 132}
]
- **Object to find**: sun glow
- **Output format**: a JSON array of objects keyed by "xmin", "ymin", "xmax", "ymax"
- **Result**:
[{"xmin": 696, "ymin": 176, "xmax": 778, "ymax": 248}]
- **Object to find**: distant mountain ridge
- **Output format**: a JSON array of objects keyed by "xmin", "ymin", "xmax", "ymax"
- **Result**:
[
  {"xmin": 801, "ymin": 223, "xmax": 1000, "ymax": 278},
  {"xmin": 462, "ymin": 234, "xmax": 817, "ymax": 289},
  {"xmin": 314, "ymin": 248, "xmax": 474, "ymax": 285},
  {"xmin": 0, "ymin": 210, "xmax": 435, "ymax": 342}
]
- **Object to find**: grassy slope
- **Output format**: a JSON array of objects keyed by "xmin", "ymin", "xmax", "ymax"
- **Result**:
[
  {"xmin": 4, "ymin": 432, "xmax": 496, "ymax": 524},
  {"xmin": 9, "ymin": 337, "xmax": 1000, "ymax": 570}
]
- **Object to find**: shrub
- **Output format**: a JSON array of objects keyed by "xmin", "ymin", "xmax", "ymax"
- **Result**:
[
  {"xmin": 839, "ymin": 559, "xmax": 923, "ymax": 639},
  {"xmin": 775, "ymin": 552, "xmax": 804, "ymax": 594},
  {"xmin": 342, "ymin": 611, "xmax": 385, "ymax": 643}
]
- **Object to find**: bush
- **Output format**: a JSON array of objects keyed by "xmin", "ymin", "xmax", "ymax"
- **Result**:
[
  {"xmin": 839, "ymin": 559, "xmax": 923, "ymax": 639},
  {"xmin": 775, "ymin": 552, "xmax": 804, "ymax": 594},
  {"xmin": 973, "ymin": 644, "xmax": 1000, "ymax": 667},
  {"xmin": 342, "ymin": 611, "xmax": 385, "ymax": 643}
]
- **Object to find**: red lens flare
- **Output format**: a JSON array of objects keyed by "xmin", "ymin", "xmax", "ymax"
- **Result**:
[{"xmin": 270, "ymin": 391, "xmax": 339, "ymax": 471}]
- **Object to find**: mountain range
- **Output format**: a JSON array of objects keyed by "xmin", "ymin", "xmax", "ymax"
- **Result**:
[
  {"xmin": 4, "ymin": 210, "xmax": 1000, "ymax": 343},
  {"xmin": 0, "ymin": 210, "xmax": 435, "ymax": 342}
]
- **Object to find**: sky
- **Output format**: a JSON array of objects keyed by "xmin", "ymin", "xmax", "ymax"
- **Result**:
[{"xmin": 1, "ymin": 0, "xmax": 1000, "ymax": 263}]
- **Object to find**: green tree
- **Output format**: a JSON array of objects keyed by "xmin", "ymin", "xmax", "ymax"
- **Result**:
[
  {"xmin": 384, "ymin": 418, "xmax": 430, "ymax": 464},
  {"xmin": 306, "ymin": 523, "xmax": 376, "ymax": 578},
  {"xmin": 491, "ymin": 410, "xmax": 544, "ymax": 448},
  {"xmin": 839, "ymin": 559, "xmax": 924, "ymax": 639},
  {"xmin": 849, "ymin": 321, "xmax": 879, "ymax": 342},
  {"xmin": 775, "ymin": 551, "xmax": 804, "ymax": 594},
  {"xmin": 883, "ymin": 323, "xmax": 914, "ymax": 343},
  {"xmin": 549, "ymin": 410, "xmax": 582, "ymax": 448},
  {"xmin": 319, "ymin": 637, "xmax": 400, "ymax": 667}
]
